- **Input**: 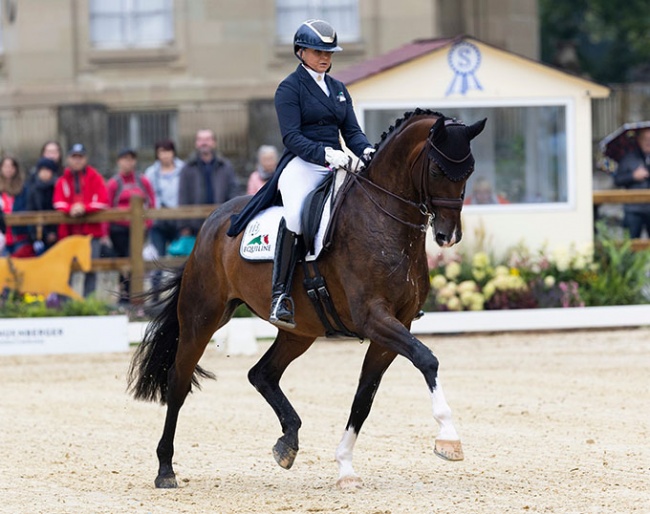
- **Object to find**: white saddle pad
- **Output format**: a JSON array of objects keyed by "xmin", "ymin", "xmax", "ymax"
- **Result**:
[
  {"xmin": 239, "ymin": 169, "xmax": 347, "ymax": 262},
  {"xmin": 239, "ymin": 201, "xmax": 331, "ymax": 262}
]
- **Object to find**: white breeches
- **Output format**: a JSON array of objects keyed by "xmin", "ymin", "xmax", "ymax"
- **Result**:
[{"xmin": 277, "ymin": 156, "xmax": 330, "ymax": 234}]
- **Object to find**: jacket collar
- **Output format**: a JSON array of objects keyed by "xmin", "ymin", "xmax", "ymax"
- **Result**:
[
  {"xmin": 63, "ymin": 166, "xmax": 91, "ymax": 178},
  {"xmin": 296, "ymin": 65, "xmax": 337, "ymax": 117}
]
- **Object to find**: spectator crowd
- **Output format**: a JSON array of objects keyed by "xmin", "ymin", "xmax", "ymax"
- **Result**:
[{"xmin": 0, "ymin": 129, "xmax": 271, "ymax": 303}]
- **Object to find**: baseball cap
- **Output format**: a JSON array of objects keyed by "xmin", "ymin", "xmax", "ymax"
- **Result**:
[
  {"xmin": 117, "ymin": 147, "xmax": 138, "ymax": 159},
  {"xmin": 68, "ymin": 143, "xmax": 87, "ymax": 156}
]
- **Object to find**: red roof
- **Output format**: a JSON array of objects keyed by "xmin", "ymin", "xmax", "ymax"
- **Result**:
[{"xmin": 333, "ymin": 37, "xmax": 461, "ymax": 85}]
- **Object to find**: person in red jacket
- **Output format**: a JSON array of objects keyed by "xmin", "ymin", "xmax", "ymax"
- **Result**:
[
  {"xmin": 106, "ymin": 148, "xmax": 156, "ymax": 304},
  {"xmin": 53, "ymin": 143, "xmax": 110, "ymax": 297}
]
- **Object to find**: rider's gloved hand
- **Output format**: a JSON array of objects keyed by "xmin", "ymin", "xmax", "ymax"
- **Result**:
[
  {"xmin": 362, "ymin": 147, "xmax": 376, "ymax": 160},
  {"xmin": 325, "ymin": 147, "xmax": 351, "ymax": 170},
  {"xmin": 358, "ymin": 147, "xmax": 376, "ymax": 169}
]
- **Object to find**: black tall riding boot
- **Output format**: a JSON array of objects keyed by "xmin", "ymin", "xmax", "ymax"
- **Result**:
[{"xmin": 269, "ymin": 219, "xmax": 299, "ymax": 329}]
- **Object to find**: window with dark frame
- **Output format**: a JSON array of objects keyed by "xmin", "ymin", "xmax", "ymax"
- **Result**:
[
  {"xmin": 363, "ymin": 105, "xmax": 569, "ymax": 206},
  {"xmin": 108, "ymin": 110, "xmax": 178, "ymax": 162},
  {"xmin": 275, "ymin": 0, "xmax": 360, "ymax": 44}
]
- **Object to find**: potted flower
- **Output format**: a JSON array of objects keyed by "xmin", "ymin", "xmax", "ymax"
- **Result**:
[{"xmin": 415, "ymin": 222, "xmax": 650, "ymax": 333}]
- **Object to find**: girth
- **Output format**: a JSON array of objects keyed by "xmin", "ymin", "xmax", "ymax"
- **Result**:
[{"xmin": 302, "ymin": 259, "xmax": 362, "ymax": 340}]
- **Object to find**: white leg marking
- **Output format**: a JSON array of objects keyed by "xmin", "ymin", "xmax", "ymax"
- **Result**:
[
  {"xmin": 430, "ymin": 380, "xmax": 459, "ymax": 440},
  {"xmin": 335, "ymin": 428, "xmax": 358, "ymax": 481}
]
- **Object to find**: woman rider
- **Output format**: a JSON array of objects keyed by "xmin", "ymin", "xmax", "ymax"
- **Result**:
[{"xmin": 228, "ymin": 19, "xmax": 375, "ymax": 329}]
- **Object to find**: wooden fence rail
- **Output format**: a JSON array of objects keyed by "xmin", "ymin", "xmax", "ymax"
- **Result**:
[
  {"xmin": 592, "ymin": 189, "xmax": 650, "ymax": 251},
  {"xmin": 4, "ymin": 189, "xmax": 650, "ymax": 299},
  {"xmin": 4, "ymin": 196, "xmax": 217, "ymax": 298}
]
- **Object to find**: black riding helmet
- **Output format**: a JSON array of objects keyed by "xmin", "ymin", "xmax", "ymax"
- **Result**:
[{"xmin": 293, "ymin": 19, "xmax": 343, "ymax": 62}]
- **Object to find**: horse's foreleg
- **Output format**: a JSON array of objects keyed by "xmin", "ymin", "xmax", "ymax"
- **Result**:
[
  {"xmin": 429, "ymin": 379, "xmax": 464, "ymax": 460},
  {"xmin": 247, "ymin": 331, "xmax": 315, "ymax": 470},
  {"xmin": 336, "ymin": 341, "xmax": 397, "ymax": 489},
  {"xmin": 365, "ymin": 310, "xmax": 464, "ymax": 462}
]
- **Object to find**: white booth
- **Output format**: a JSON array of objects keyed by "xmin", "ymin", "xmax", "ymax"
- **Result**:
[{"xmin": 335, "ymin": 36, "xmax": 610, "ymax": 256}]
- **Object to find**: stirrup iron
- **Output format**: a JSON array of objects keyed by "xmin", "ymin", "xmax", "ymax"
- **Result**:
[{"xmin": 270, "ymin": 293, "xmax": 296, "ymax": 328}]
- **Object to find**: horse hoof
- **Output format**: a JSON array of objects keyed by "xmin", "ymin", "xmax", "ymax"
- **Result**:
[
  {"xmin": 434, "ymin": 439, "xmax": 464, "ymax": 461},
  {"xmin": 336, "ymin": 475, "xmax": 364, "ymax": 490},
  {"xmin": 272, "ymin": 439, "xmax": 297, "ymax": 469},
  {"xmin": 154, "ymin": 475, "xmax": 178, "ymax": 488}
]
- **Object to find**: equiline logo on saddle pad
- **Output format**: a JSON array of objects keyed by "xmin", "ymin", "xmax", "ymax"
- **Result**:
[
  {"xmin": 245, "ymin": 232, "xmax": 271, "ymax": 252},
  {"xmin": 240, "ymin": 169, "xmax": 347, "ymax": 262},
  {"xmin": 239, "ymin": 203, "xmax": 332, "ymax": 262},
  {"xmin": 241, "ymin": 220, "xmax": 275, "ymax": 259}
]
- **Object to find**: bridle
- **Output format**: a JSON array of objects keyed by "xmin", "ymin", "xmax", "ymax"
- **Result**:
[{"xmin": 348, "ymin": 133, "xmax": 467, "ymax": 233}]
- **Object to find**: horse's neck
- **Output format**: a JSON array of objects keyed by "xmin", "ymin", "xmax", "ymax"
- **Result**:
[{"xmin": 367, "ymin": 122, "xmax": 430, "ymax": 200}]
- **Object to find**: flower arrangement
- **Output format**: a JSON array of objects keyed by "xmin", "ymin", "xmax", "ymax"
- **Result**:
[
  {"xmin": 0, "ymin": 290, "xmax": 117, "ymax": 318},
  {"xmin": 425, "ymin": 222, "xmax": 650, "ymax": 312}
]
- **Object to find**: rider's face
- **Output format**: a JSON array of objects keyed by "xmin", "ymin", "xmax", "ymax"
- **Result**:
[{"xmin": 301, "ymin": 48, "xmax": 333, "ymax": 74}]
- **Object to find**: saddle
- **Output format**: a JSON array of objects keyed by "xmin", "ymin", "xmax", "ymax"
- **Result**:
[
  {"xmin": 239, "ymin": 169, "xmax": 350, "ymax": 262},
  {"xmin": 239, "ymin": 169, "xmax": 360, "ymax": 339}
]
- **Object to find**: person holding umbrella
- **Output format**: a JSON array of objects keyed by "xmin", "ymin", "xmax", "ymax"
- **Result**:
[{"xmin": 613, "ymin": 128, "xmax": 650, "ymax": 238}]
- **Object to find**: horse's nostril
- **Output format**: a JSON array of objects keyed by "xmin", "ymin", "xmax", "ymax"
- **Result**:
[{"xmin": 435, "ymin": 232, "xmax": 448, "ymax": 245}]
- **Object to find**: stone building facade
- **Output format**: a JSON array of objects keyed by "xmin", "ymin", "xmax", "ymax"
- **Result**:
[{"xmin": 0, "ymin": 0, "xmax": 538, "ymax": 174}]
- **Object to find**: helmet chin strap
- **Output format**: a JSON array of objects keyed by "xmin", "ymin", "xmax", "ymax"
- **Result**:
[{"xmin": 298, "ymin": 48, "xmax": 332, "ymax": 73}]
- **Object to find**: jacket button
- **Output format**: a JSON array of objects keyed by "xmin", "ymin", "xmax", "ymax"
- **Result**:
[{"xmin": 318, "ymin": 120, "xmax": 324, "ymax": 125}]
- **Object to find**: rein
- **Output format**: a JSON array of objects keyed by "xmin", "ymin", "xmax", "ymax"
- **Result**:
[
  {"xmin": 351, "ymin": 172, "xmax": 431, "ymax": 232},
  {"xmin": 348, "ymin": 136, "xmax": 465, "ymax": 233}
]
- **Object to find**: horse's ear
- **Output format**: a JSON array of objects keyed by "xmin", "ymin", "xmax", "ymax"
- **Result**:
[
  {"xmin": 466, "ymin": 118, "xmax": 487, "ymax": 141},
  {"xmin": 431, "ymin": 116, "xmax": 448, "ymax": 144}
]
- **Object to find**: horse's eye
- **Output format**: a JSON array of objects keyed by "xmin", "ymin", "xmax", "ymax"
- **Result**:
[{"xmin": 429, "ymin": 163, "xmax": 444, "ymax": 177}]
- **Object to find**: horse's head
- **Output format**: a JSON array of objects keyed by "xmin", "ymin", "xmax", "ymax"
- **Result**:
[
  {"xmin": 74, "ymin": 235, "xmax": 93, "ymax": 272},
  {"xmin": 356, "ymin": 110, "xmax": 486, "ymax": 248},
  {"xmin": 424, "ymin": 115, "xmax": 487, "ymax": 247},
  {"xmin": 56, "ymin": 235, "xmax": 93, "ymax": 272}
]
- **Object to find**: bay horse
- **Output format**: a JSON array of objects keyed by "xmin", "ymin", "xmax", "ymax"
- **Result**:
[{"xmin": 128, "ymin": 109, "xmax": 486, "ymax": 489}]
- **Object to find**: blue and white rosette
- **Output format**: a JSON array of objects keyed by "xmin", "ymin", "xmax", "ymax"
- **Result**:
[{"xmin": 446, "ymin": 41, "xmax": 483, "ymax": 96}]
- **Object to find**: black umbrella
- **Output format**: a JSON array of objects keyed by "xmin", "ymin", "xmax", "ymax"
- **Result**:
[{"xmin": 599, "ymin": 121, "xmax": 650, "ymax": 164}]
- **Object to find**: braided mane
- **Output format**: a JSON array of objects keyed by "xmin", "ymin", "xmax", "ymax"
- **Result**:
[{"xmin": 364, "ymin": 108, "xmax": 445, "ymax": 167}]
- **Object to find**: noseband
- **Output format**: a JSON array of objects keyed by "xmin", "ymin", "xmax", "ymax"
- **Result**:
[{"xmin": 350, "ymin": 134, "xmax": 466, "ymax": 233}]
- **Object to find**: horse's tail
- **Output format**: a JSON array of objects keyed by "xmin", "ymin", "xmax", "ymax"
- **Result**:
[{"xmin": 127, "ymin": 264, "xmax": 215, "ymax": 404}]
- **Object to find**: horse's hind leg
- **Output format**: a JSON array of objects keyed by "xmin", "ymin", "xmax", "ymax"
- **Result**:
[
  {"xmin": 155, "ymin": 292, "xmax": 224, "ymax": 487},
  {"xmin": 335, "ymin": 341, "xmax": 397, "ymax": 489},
  {"xmin": 248, "ymin": 330, "xmax": 315, "ymax": 470},
  {"xmin": 156, "ymin": 363, "xmax": 192, "ymax": 488}
]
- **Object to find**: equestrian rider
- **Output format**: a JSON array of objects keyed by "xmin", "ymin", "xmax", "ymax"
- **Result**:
[{"xmin": 261, "ymin": 19, "xmax": 375, "ymax": 329}]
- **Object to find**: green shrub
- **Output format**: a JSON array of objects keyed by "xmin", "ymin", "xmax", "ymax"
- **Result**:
[
  {"xmin": 0, "ymin": 291, "xmax": 116, "ymax": 318},
  {"xmin": 579, "ymin": 222, "xmax": 650, "ymax": 306},
  {"xmin": 426, "ymin": 223, "xmax": 650, "ymax": 311}
]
